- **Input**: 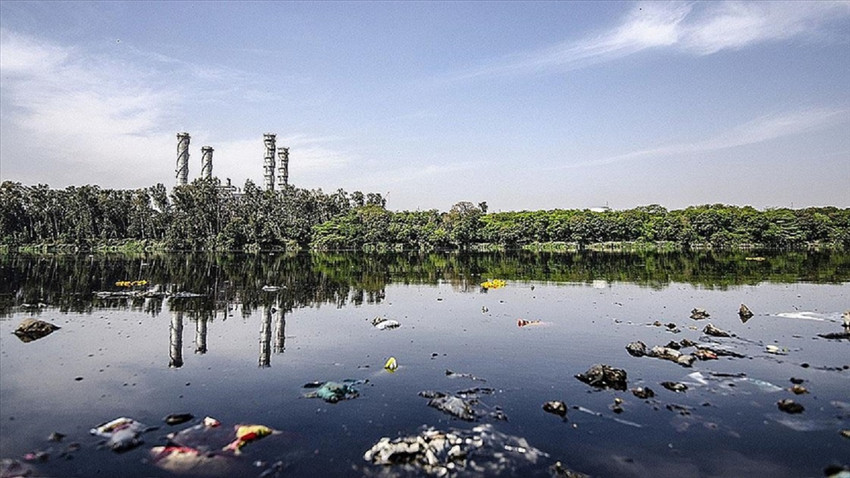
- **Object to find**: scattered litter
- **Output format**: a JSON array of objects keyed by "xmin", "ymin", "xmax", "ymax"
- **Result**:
[
  {"xmin": 575, "ymin": 364, "xmax": 628, "ymax": 391},
  {"xmin": 843, "ymin": 311, "xmax": 850, "ymax": 328},
  {"xmin": 445, "ymin": 369, "xmax": 486, "ymax": 382},
  {"xmin": 384, "ymin": 357, "xmax": 398, "ymax": 373},
  {"xmin": 13, "ymin": 319, "xmax": 60, "ymax": 343},
  {"xmin": 261, "ymin": 285, "xmax": 282, "ymax": 292},
  {"xmin": 223, "ymin": 425, "xmax": 277, "ymax": 454},
  {"xmin": 303, "ymin": 380, "xmax": 367, "ymax": 403},
  {"xmin": 170, "ymin": 292, "xmax": 206, "ymax": 299},
  {"xmin": 818, "ymin": 331, "xmax": 850, "ymax": 340},
  {"xmin": 164, "ymin": 413, "xmax": 194, "ymax": 426},
  {"xmin": 610, "ymin": 397, "xmax": 624, "ymax": 414},
  {"xmin": 372, "ymin": 317, "xmax": 401, "ymax": 330},
  {"xmin": 362, "ymin": 424, "xmax": 559, "ymax": 476},
  {"xmin": 0, "ymin": 459, "xmax": 33, "ymax": 478},
  {"xmin": 790, "ymin": 384, "xmax": 809, "ymax": 395},
  {"xmin": 765, "ymin": 345, "xmax": 788, "ymax": 355},
  {"xmin": 841, "ymin": 429, "xmax": 850, "ymax": 439},
  {"xmin": 625, "ymin": 341, "xmax": 647, "ymax": 357},
  {"xmin": 690, "ymin": 308, "xmax": 710, "ymax": 320},
  {"xmin": 777, "ymin": 399, "xmax": 805, "ymax": 414},
  {"xmin": 47, "ymin": 432, "xmax": 65, "ymax": 442},
  {"xmin": 631, "ymin": 387, "xmax": 655, "ymax": 399},
  {"xmin": 480, "ymin": 279, "xmax": 507, "ymax": 289},
  {"xmin": 543, "ymin": 401, "xmax": 567, "ymax": 417},
  {"xmin": 149, "ymin": 445, "xmax": 239, "ymax": 476},
  {"xmin": 419, "ymin": 389, "xmax": 506, "ymax": 422},
  {"xmin": 661, "ymin": 382, "xmax": 688, "ymax": 393},
  {"xmin": 517, "ymin": 319, "xmax": 543, "ymax": 327},
  {"xmin": 738, "ymin": 304, "xmax": 754, "ymax": 322},
  {"xmin": 90, "ymin": 417, "xmax": 154, "ymax": 452},
  {"xmin": 703, "ymin": 323, "xmax": 732, "ymax": 338},
  {"xmin": 115, "ymin": 280, "xmax": 148, "ymax": 287}
]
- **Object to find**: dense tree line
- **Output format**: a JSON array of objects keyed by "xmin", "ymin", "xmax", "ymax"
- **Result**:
[{"xmin": 1, "ymin": 181, "xmax": 848, "ymax": 251}]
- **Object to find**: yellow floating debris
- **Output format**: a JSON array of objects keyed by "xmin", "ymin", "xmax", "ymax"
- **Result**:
[
  {"xmin": 384, "ymin": 356, "xmax": 398, "ymax": 373},
  {"xmin": 480, "ymin": 279, "xmax": 507, "ymax": 289},
  {"xmin": 115, "ymin": 280, "xmax": 148, "ymax": 287}
]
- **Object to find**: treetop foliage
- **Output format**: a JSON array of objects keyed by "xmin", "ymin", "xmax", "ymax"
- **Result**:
[{"xmin": 1, "ymin": 181, "xmax": 847, "ymax": 251}]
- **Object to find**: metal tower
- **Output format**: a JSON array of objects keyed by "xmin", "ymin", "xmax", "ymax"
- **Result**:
[
  {"xmin": 277, "ymin": 146, "xmax": 289, "ymax": 187},
  {"xmin": 263, "ymin": 133, "xmax": 276, "ymax": 191},
  {"xmin": 201, "ymin": 146, "xmax": 214, "ymax": 180},
  {"xmin": 176, "ymin": 132, "xmax": 190, "ymax": 186}
]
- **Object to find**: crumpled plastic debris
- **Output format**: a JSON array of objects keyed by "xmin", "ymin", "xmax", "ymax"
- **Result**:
[
  {"xmin": 543, "ymin": 401, "xmax": 567, "ymax": 417},
  {"xmin": 384, "ymin": 357, "xmax": 399, "ymax": 373},
  {"xmin": 777, "ymin": 399, "xmax": 805, "ymax": 414},
  {"xmin": 149, "ymin": 446, "xmax": 238, "ymax": 476},
  {"xmin": 445, "ymin": 369, "xmax": 486, "ymax": 382},
  {"xmin": 765, "ymin": 345, "xmax": 788, "ymax": 355},
  {"xmin": 115, "ymin": 280, "xmax": 148, "ymax": 287},
  {"xmin": 90, "ymin": 417, "xmax": 154, "ymax": 452},
  {"xmin": 164, "ymin": 413, "xmax": 194, "ymax": 426},
  {"xmin": 223, "ymin": 425, "xmax": 276, "ymax": 453},
  {"xmin": 631, "ymin": 387, "xmax": 655, "ymax": 399},
  {"xmin": 372, "ymin": 317, "xmax": 401, "ymax": 330},
  {"xmin": 420, "ymin": 389, "xmax": 506, "ymax": 422},
  {"xmin": 690, "ymin": 308, "xmax": 710, "ymax": 320},
  {"xmin": 261, "ymin": 285, "xmax": 283, "ymax": 292},
  {"xmin": 575, "ymin": 364, "xmax": 628, "ymax": 391},
  {"xmin": 13, "ymin": 318, "xmax": 60, "ymax": 343},
  {"xmin": 303, "ymin": 380, "xmax": 366, "ymax": 403},
  {"xmin": 480, "ymin": 279, "xmax": 507, "ymax": 290},
  {"xmin": 362, "ymin": 424, "xmax": 562, "ymax": 477},
  {"xmin": 661, "ymin": 382, "xmax": 688, "ymax": 393},
  {"xmin": 703, "ymin": 323, "xmax": 732, "ymax": 337},
  {"xmin": 516, "ymin": 319, "xmax": 543, "ymax": 328},
  {"xmin": 738, "ymin": 304, "xmax": 754, "ymax": 322}
]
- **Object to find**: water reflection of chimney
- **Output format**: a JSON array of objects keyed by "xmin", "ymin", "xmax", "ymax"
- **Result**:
[
  {"xmin": 274, "ymin": 309, "xmax": 286, "ymax": 354},
  {"xmin": 259, "ymin": 306, "xmax": 272, "ymax": 368},
  {"xmin": 169, "ymin": 311, "xmax": 184, "ymax": 368},
  {"xmin": 195, "ymin": 317, "xmax": 208, "ymax": 354}
]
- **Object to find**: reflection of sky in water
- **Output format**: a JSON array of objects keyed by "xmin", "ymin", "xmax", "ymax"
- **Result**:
[{"xmin": 1, "ymin": 278, "xmax": 848, "ymax": 477}]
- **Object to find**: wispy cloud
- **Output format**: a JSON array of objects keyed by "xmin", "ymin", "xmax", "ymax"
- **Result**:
[
  {"xmin": 552, "ymin": 107, "xmax": 849, "ymax": 170},
  {"xmin": 451, "ymin": 1, "xmax": 850, "ymax": 81},
  {"xmin": 0, "ymin": 28, "xmax": 290, "ymax": 187}
]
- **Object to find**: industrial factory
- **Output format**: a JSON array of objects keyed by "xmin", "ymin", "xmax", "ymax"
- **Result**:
[{"xmin": 175, "ymin": 132, "xmax": 290, "ymax": 190}]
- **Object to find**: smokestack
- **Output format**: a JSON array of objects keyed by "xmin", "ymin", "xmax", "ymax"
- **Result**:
[
  {"xmin": 277, "ymin": 146, "xmax": 289, "ymax": 187},
  {"xmin": 263, "ymin": 133, "xmax": 276, "ymax": 191},
  {"xmin": 176, "ymin": 132, "xmax": 190, "ymax": 186},
  {"xmin": 201, "ymin": 146, "xmax": 214, "ymax": 180}
]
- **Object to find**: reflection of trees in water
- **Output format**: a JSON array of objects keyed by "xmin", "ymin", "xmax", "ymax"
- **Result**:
[{"xmin": 2, "ymin": 251, "xmax": 849, "ymax": 320}]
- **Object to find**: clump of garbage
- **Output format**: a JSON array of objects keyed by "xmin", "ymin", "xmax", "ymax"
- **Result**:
[
  {"xmin": 302, "ymin": 380, "xmax": 367, "ymax": 403},
  {"xmin": 90, "ymin": 417, "xmax": 155, "ymax": 452},
  {"xmin": 480, "ymin": 279, "xmax": 507, "ymax": 290},
  {"xmin": 419, "ymin": 388, "xmax": 506, "ymax": 422},
  {"xmin": 13, "ymin": 319, "xmax": 60, "ymax": 343},
  {"xmin": 575, "ymin": 364, "xmax": 628, "ymax": 391},
  {"xmin": 362, "ymin": 424, "xmax": 576, "ymax": 477},
  {"xmin": 372, "ymin": 316, "xmax": 401, "ymax": 330}
]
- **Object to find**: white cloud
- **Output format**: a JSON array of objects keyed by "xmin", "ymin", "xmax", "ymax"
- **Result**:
[
  {"xmin": 554, "ymin": 107, "xmax": 849, "ymax": 170},
  {"xmin": 450, "ymin": 1, "xmax": 850, "ymax": 80}
]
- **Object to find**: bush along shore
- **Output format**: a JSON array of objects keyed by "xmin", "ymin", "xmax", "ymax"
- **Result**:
[{"xmin": 2, "ymin": 180, "xmax": 848, "ymax": 253}]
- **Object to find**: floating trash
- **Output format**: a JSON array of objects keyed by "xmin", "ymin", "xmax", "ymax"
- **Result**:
[
  {"xmin": 543, "ymin": 400, "xmax": 567, "ymax": 417},
  {"xmin": 115, "ymin": 280, "xmax": 148, "ymax": 287},
  {"xmin": 362, "ymin": 424, "xmax": 561, "ymax": 476},
  {"xmin": 575, "ymin": 364, "xmax": 628, "ymax": 391},
  {"xmin": 765, "ymin": 345, "xmax": 788, "ymax": 355},
  {"xmin": 738, "ymin": 304, "xmax": 754, "ymax": 322},
  {"xmin": 777, "ymin": 399, "xmax": 805, "ymax": 414},
  {"xmin": 303, "ymin": 380, "xmax": 366, "ymax": 403},
  {"xmin": 384, "ymin": 357, "xmax": 398, "ymax": 373},
  {"xmin": 703, "ymin": 323, "xmax": 732, "ymax": 338},
  {"xmin": 480, "ymin": 279, "xmax": 507, "ymax": 289},
  {"xmin": 90, "ymin": 417, "xmax": 154, "ymax": 452},
  {"xmin": 690, "ymin": 308, "xmax": 710, "ymax": 320},
  {"xmin": 164, "ymin": 413, "xmax": 194, "ymax": 426},
  {"xmin": 445, "ymin": 369, "xmax": 486, "ymax": 382},
  {"xmin": 372, "ymin": 317, "xmax": 401, "ymax": 330},
  {"xmin": 517, "ymin": 319, "xmax": 543, "ymax": 328},
  {"xmin": 13, "ymin": 319, "xmax": 60, "ymax": 343},
  {"xmin": 261, "ymin": 285, "xmax": 283, "ymax": 292},
  {"xmin": 223, "ymin": 425, "xmax": 276, "ymax": 454},
  {"xmin": 631, "ymin": 387, "xmax": 655, "ymax": 399},
  {"xmin": 420, "ymin": 392, "xmax": 477, "ymax": 421},
  {"xmin": 661, "ymin": 382, "xmax": 688, "ymax": 393}
]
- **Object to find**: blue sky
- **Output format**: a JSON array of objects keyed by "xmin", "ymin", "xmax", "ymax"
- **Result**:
[{"xmin": 1, "ymin": 1, "xmax": 848, "ymax": 211}]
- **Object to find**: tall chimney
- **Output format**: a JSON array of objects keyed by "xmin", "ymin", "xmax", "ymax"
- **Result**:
[
  {"xmin": 176, "ymin": 132, "xmax": 190, "ymax": 186},
  {"xmin": 201, "ymin": 146, "xmax": 214, "ymax": 180},
  {"xmin": 277, "ymin": 146, "xmax": 289, "ymax": 187},
  {"xmin": 263, "ymin": 133, "xmax": 276, "ymax": 191}
]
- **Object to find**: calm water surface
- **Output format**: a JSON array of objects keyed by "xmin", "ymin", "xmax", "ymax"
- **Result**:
[{"xmin": 1, "ymin": 251, "xmax": 848, "ymax": 477}]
